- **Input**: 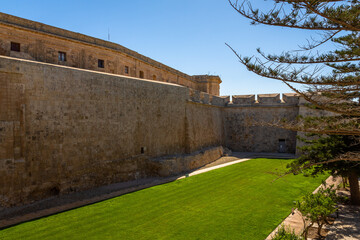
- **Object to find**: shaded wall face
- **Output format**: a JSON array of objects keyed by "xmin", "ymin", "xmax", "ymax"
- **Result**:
[
  {"xmin": 295, "ymin": 98, "xmax": 337, "ymax": 155},
  {"xmin": 0, "ymin": 24, "xmax": 200, "ymax": 91},
  {"xmin": 0, "ymin": 56, "xmax": 224, "ymax": 207},
  {"xmin": 185, "ymin": 103, "xmax": 224, "ymax": 153},
  {"xmin": 224, "ymin": 106, "xmax": 299, "ymax": 153}
]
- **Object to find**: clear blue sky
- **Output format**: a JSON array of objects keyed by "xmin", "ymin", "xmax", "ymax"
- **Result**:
[{"xmin": 1, "ymin": 0, "xmax": 317, "ymax": 96}]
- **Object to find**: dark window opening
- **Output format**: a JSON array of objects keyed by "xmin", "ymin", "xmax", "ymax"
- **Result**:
[
  {"xmin": 139, "ymin": 71, "xmax": 144, "ymax": 79},
  {"xmin": 98, "ymin": 59, "xmax": 104, "ymax": 68},
  {"xmin": 58, "ymin": 51, "xmax": 66, "ymax": 62},
  {"xmin": 11, "ymin": 42, "xmax": 20, "ymax": 52},
  {"xmin": 49, "ymin": 186, "xmax": 60, "ymax": 196},
  {"xmin": 141, "ymin": 147, "xmax": 145, "ymax": 154},
  {"xmin": 278, "ymin": 139, "xmax": 286, "ymax": 153},
  {"xmin": 152, "ymin": 75, "xmax": 157, "ymax": 80},
  {"xmin": 124, "ymin": 66, "xmax": 129, "ymax": 74}
]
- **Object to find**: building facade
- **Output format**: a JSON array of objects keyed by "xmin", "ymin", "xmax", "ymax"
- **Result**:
[{"xmin": 0, "ymin": 12, "xmax": 221, "ymax": 96}]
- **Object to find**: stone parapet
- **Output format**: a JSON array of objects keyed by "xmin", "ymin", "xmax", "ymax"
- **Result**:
[
  {"xmin": 258, "ymin": 94, "xmax": 281, "ymax": 104},
  {"xmin": 200, "ymin": 92, "xmax": 210, "ymax": 104},
  {"xmin": 232, "ymin": 95, "xmax": 255, "ymax": 105},
  {"xmin": 188, "ymin": 89, "xmax": 229, "ymax": 107},
  {"xmin": 283, "ymin": 93, "xmax": 300, "ymax": 104},
  {"xmin": 189, "ymin": 89, "xmax": 201, "ymax": 103},
  {"xmin": 211, "ymin": 96, "xmax": 230, "ymax": 106},
  {"xmin": 229, "ymin": 93, "xmax": 300, "ymax": 106}
]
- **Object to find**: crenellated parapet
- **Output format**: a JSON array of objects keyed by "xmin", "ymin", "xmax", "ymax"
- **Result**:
[
  {"xmin": 258, "ymin": 94, "xmax": 281, "ymax": 104},
  {"xmin": 232, "ymin": 95, "xmax": 255, "ymax": 105},
  {"xmin": 230, "ymin": 93, "xmax": 300, "ymax": 106},
  {"xmin": 212, "ymin": 96, "xmax": 230, "ymax": 106},
  {"xmin": 188, "ymin": 89, "xmax": 230, "ymax": 106},
  {"xmin": 187, "ymin": 90, "xmax": 300, "ymax": 107},
  {"xmin": 283, "ymin": 93, "xmax": 300, "ymax": 104}
]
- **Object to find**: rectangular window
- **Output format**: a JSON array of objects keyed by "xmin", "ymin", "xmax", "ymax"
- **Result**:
[
  {"xmin": 124, "ymin": 66, "xmax": 129, "ymax": 74},
  {"xmin": 139, "ymin": 71, "xmax": 144, "ymax": 79},
  {"xmin": 58, "ymin": 51, "xmax": 66, "ymax": 62},
  {"xmin": 10, "ymin": 42, "xmax": 20, "ymax": 52},
  {"xmin": 98, "ymin": 59, "xmax": 104, "ymax": 68},
  {"xmin": 278, "ymin": 139, "xmax": 286, "ymax": 153}
]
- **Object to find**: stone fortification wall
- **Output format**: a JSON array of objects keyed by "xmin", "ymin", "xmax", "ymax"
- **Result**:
[
  {"xmin": 0, "ymin": 56, "xmax": 224, "ymax": 207},
  {"xmin": 0, "ymin": 12, "xmax": 221, "ymax": 96},
  {"xmin": 295, "ymin": 96, "xmax": 337, "ymax": 155},
  {"xmin": 224, "ymin": 93, "xmax": 300, "ymax": 153}
]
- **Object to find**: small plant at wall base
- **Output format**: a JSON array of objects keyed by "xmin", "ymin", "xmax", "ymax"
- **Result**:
[
  {"xmin": 295, "ymin": 186, "xmax": 338, "ymax": 239},
  {"xmin": 271, "ymin": 224, "xmax": 304, "ymax": 240}
]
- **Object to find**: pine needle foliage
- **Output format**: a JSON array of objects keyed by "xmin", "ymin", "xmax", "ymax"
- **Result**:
[{"xmin": 228, "ymin": 0, "xmax": 360, "ymax": 204}]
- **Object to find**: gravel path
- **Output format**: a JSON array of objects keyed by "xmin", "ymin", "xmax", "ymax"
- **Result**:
[{"xmin": 325, "ymin": 204, "xmax": 360, "ymax": 240}]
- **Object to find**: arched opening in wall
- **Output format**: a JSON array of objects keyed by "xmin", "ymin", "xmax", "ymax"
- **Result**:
[
  {"xmin": 152, "ymin": 75, "xmax": 157, "ymax": 80},
  {"xmin": 139, "ymin": 71, "xmax": 144, "ymax": 79}
]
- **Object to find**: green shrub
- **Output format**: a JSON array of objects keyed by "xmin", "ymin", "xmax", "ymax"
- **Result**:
[
  {"xmin": 295, "ymin": 185, "xmax": 338, "ymax": 239},
  {"xmin": 271, "ymin": 224, "xmax": 304, "ymax": 240}
]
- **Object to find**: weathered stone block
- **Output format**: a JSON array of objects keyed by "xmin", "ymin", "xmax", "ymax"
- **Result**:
[
  {"xmin": 258, "ymin": 94, "xmax": 281, "ymax": 104},
  {"xmin": 283, "ymin": 93, "xmax": 300, "ymax": 104},
  {"xmin": 200, "ymin": 92, "xmax": 210, "ymax": 104},
  {"xmin": 232, "ymin": 95, "xmax": 255, "ymax": 105}
]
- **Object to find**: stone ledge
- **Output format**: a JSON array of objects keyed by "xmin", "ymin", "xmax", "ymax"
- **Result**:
[{"xmin": 149, "ymin": 146, "xmax": 224, "ymax": 177}]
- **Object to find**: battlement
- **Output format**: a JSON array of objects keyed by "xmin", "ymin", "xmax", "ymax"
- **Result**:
[
  {"xmin": 258, "ymin": 94, "xmax": 281, "ymax": 104},
  {"xmin": 188, "ymin": 89, "xmax": 230, "ymax": 106},
  {"xmin": 232, "ymin": 95, "xmax": 255, "ymax": 105},
  {"xmin": 187, "ymin": 90, "xmax": 300, "ymax": 107},
  {"xmin": 283, "ymin": 93, "xmax": 300, "ymax": 104},
  {"xmin": 230, "ymin": 93, "xmax": 300, "ymax": 106}
]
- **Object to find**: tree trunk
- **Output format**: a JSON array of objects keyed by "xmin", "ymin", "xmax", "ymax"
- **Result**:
[
  {"xmin": 317, "ymin": 222, "xmax": 323, "ymax": 237},
  {"xmin": 348, "ymin": 170, "xmax": 360, "ymax": 205}
]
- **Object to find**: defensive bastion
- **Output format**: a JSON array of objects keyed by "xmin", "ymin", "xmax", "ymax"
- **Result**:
[{"xmin": 0, "ymin": 13, "xmax": 303, "ymax": 208}]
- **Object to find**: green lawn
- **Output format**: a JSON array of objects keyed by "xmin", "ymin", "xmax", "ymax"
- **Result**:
[{"xmin": 0, "ymin": 158, "xmax": 326, "ymax": 240}]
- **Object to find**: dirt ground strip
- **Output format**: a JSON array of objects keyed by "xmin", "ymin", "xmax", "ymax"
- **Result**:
[
  {"xmin": 325, "ymin": 204, "xmax": 360, "ymax": 240},
  {"xmin": 0, "ymin": 152, "xmax": 294, "ymax": 229}
]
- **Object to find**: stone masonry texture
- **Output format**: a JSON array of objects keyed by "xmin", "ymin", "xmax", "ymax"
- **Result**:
[
  {"xmin": 0, "ymin": 56, "xmax": 225, "ymax": 207},
  {"xmin": 0, "ymin": 12, "xmax": 221, "ymax": 96},
  {"xmin": 0, "ymin": 13, "xmax": 305, "ymax": 209}
]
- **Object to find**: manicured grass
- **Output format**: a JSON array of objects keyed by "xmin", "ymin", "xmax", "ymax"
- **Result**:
[{"xmin": 0, "ymin": 159, "xmax": 326, "ymax": 240}]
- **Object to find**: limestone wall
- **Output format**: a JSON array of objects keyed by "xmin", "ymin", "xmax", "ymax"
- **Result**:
[
  {"xmin": 185, "ymin": 103, "xmax": 224, "ymax": 153},
  {"xmin": 0, "ymin": 56, "xmax": 224, "ymax": 207},
  {"xmin": 0, "ymin": 12, "xmax": 221, "ymax": 95},
  {"xmin": 295, "ymin": 97, "xmax": 337, "ymax": 155},
  {"xmin": 224, "ymin": 94, "xmax": 299, "ymax": 153}
]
